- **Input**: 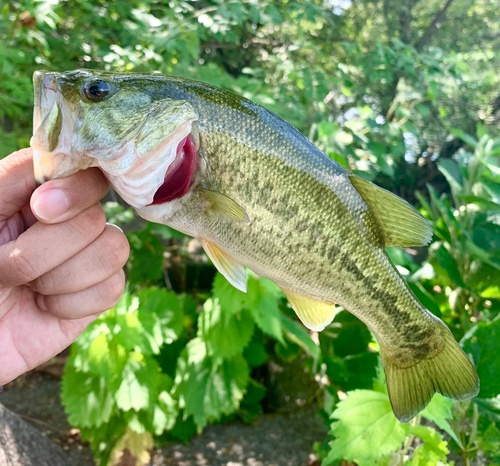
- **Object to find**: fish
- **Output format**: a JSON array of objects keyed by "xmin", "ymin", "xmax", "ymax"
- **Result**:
[{"xmin": 30, "ymin": 69, "xmax": 479, "ymax": 422}]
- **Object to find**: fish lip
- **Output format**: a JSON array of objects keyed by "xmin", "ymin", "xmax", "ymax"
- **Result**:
[
  {"xmin": 32, "ymin": 70, "xmax": 94, "ymax": 184},
  {"xmin": 32, "ymin": 71, "xmax": 60, "ymax": 184}
]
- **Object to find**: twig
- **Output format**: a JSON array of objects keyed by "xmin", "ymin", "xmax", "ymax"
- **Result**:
[
  {"xmin": 18, "ymin": 414, "xmax": 67, "ymax": 434},
  {"xmin": 415, "ymin": 0, "xmax": 457, "ymax": 51}
]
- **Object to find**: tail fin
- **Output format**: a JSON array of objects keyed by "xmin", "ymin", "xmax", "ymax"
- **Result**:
[{"xmin": 382, "ymin": 329, "xmax": 479, "ymax": 423}]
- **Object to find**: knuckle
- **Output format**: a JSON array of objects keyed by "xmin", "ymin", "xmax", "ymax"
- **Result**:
[
  {"xmin": 101, "ymin": 226, "xmax": 130, "ymax": 269},
  {"xmin": 29, "ymin": 276, "xmax": 45, "ymax": 293},
  {"xmin": 106, "ymin": 271, "xmax": 126, "ymax": 307},
  {"xmin": 87, "ymin": 168, "xmax": 108, "ymax": 199},
  {"xmin": 72, "ymin": 205, "xmax": 106, "ymax": 239},
  {"xmin": 86, "ymin": 204, "xmax": 107, "ymax": 228},
  {"xmin": 44, "ymin": 295, "xmax": 64, "ymax": 318},
  {"xmin": 33, "ymin": 270, "xmax": 75, "ymax": 295},
  {"xmin": 9, "ymin": 248, "xmax": 39, "ymax": 283}
]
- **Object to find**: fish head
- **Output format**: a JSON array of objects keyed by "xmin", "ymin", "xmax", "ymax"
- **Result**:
[{"xmin": 31, "ymin": 69, "xmax": 199, "ymax": 208}]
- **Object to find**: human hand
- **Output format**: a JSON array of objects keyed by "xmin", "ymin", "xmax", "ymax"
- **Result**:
[{"xmin": 0, "ymin": 149, "xmax": 129, "ymax": 385}]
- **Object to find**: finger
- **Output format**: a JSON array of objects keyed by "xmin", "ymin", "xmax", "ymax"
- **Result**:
[
  {"xmin": 21, "ymin": 203, "xmax": 37, "ymax": 229},
  {"xmin": 30, "ymin": 168, "xmax": 109, "ymax": 224},
  {"xmin": 0, "ymin": 204, "xmax": 106, "ymax": 288},
  {"xmin": 31, "ymin": 224, "xmax": 130, "ymax": 295},
  {"xmin": 0, "ymin": 149, "xmax": 36, "ymax": 222},
  {"xmin": 36, "ymin": 269, "xmax": 126, "ymax": 319},
  {"xmin": 0, "ymin": 309, "xmax": 99, "ymax": 386}
]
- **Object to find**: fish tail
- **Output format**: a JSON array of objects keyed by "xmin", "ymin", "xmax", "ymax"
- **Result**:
[{"xmin": 381, "ymin": 327, "xmax": 479, "ymax": 423}]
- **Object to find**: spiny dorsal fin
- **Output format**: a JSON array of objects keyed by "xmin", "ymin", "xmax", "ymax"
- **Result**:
[
  {"xmin": 201, "ymin": 188, "xmax": 249, "ymax": 222},
  {"xmin": 199, "ymin": 239, "xmax": 247, "ymax": 292},
  {"xmin": 280, "ymin": 289, "xmax": 336, "ymax": 331},
  {"xmin": 349, "ymin": 175, "xmax": 433, "ymax": 247},
  {"xmin": 381, "ymin": 327, "xmax": 479, "ymax": 423}
]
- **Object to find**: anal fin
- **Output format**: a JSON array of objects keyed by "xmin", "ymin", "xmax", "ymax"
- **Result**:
[
  {"xmin": 200, "ymin": 239, "xmax": 247, "ymax": 292},
  {"xmin": 281, "ymin": 289, "xmax": 336, "ymax": 331}
]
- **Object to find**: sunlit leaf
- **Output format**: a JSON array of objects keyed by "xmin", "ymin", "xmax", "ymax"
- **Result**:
[{"xmin": 324, "ymin": 390, "xmax": 408, "ymax": 465}]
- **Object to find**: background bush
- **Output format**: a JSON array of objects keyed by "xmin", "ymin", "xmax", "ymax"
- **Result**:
[{"xmin": 1, "ymin": 1, "xmax": 500, "ymax": 465}]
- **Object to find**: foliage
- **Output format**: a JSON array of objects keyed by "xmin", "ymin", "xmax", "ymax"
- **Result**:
[
  {"xmin": 62, "ymin": 270, "xmax": 319, "ymax": 463},
  {"xmin": 2, "ymin": 0, "xmax": 500, "ymax": 465}
]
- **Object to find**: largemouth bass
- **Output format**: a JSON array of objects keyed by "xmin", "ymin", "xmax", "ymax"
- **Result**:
[{"xmin": 30, "ymin": 69, "xmax": 479, "ymax": 422}]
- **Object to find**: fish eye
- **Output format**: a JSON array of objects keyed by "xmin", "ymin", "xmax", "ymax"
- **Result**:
[{"xmin": 82, "ymin": 80, "xmax": 115, "ymax": 102}]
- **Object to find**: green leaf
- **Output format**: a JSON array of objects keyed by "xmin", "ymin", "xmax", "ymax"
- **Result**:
[
  {"xmin": 438, "ymin": 159, "xmax": 463, "ymax": 195},
  {"xmin": 450, "ymin": 128, "xmax": 477, "ymax": 148},
  {"xmin": 87, "ymin": 331, "xmax": 127, "ymax": 382},
  {"xmin": 458, "ymin": 195, "xmax": 500, "ymax": 211},
  {"xmin": 429, "ymin": 242, "xmax": 466, "ymax": 288},
  {"xmin": 478, "ymin": 423, "xmax": 500, "ymax": 457},
  {"xmin": 238, "ymin": 378, "xmax": 267, "ymax": 423},
  {"xmin": 126, "ymin": 227, "xmax": 164, "ymax": 287},
  {"xmin": 463, "ymin": 317, "xmax": 500, "ymax": 398},
  {"xmin": 61, "ymin": 365, "xmax": 116, "ymax": 428},
  {"xmin": 247, "ymin": 277, "xmax": 284, "ymax": 343},
  {"xmin": 243, "ymin": 340, "xmax": 269, "ymax": 367},
  {"xmin": 115, "ymin": 356, "xmax": 157, "ymax": 412},
  {"xmin": 174, "ymin": 338, "xmax": 250, "ymax": 431},
  {"xmin": 280, "ymin": 314, "xmax": 320, "ymax": 359},
  {"xmin": 167, "ymin": 413, "xmax": 197, "ymax": 444},
  {"xmin": 212, "ymin": 272, "xmax": 247, "ymax": 315},
  {"xmin": 465, "ymin": 239, "xmax": 500, "ymax": 272},
  {"xmin": 408, "ymin": 425, "xmax": 449, "ymax": 466},
  {"xmin": 136, "ymin": 288, "xmax": 185, "ymax": 344},
  {"xmin": 421, "ymin": 393, "xmax": 462, "ymax": 448},
  {"xmin": 274, "ymin": 339, "xmax": 303, "ymax": 362},
  {"xmin": 198, "ymin": 298, "xmax": 255, "ymax": 359},
  {"xmin": 324, "ymin": 390, "xmax": 408, "ymax": 465},
  {"xmin": 151, "ymin": 390, "xmax": 178, "ymax": 435}
]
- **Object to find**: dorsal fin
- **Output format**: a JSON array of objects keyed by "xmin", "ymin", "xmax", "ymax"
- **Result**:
[
  {"xmin": 199, "ymin": 239, "xmax": 247, "ymax": 292},
  {"xmin": 280, "ymin": 288, "xmax": 336, "ymax": 331},
  {"xmin": 349, "ymin": 175, "xmax": 433, "ymax": 247}
]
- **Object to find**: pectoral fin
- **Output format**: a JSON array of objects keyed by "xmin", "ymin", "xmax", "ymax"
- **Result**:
[
  {"xmin": 281, "ymin": 289, "xmax": 336, "ymax": 331},
  {"xmin": 349, "ymin": 174, "xmax": 433, "ymax": 247},
  {"xmin": 201, "ymin": 188, "xmax": 249, "ymax": 222},
  {"xmin": 200, "ymin": 239, "xmax": 247, "ymax": 292}
]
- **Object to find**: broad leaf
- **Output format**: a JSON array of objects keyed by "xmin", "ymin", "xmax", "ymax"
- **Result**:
[
  {"xmin": 421, "ymin": 393, "xmax": 462, "ymax": 447},
  {"xmin": 280, "ymin": 314, "xmax": 320, "ymax": 359},
  {"xmin": 198, "ymin": 298, "xmax": 255, "ymax": 359},
  {"xmin": 62, "ymin": 365, "xmax": 116, "ymax": 428},
  {"xmin": 324, "ymin": 390, "xmax": 409, "ymax": 465},
  {"xmin": 174, "ymin": 338, "xmax": 250, "ymax": 431},
  {"xmin": 408, "ymin": 425, "xmax": 449, "ymax": 466},
  {"xmin": 463, "ymin": 317, "xmax": 500, "ymax": 398}
]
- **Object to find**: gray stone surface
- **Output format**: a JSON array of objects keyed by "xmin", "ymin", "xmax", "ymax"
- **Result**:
[{"xmin": 0, "ymin": 403, "xmax": 70, "ymax": 466}]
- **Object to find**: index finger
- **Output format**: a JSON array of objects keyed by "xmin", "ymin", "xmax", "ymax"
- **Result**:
[
  {"xmin": 0, "ymin": 149, "xmax": 36, "ymax": 222},
  {"xmin": 30, "ymin": 168, "xmax": 110, "ymax": 224}
]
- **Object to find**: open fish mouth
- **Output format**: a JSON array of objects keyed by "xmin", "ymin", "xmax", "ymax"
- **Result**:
[
  {"xmin": 99, "ymin": 119, "xmax": 199, "ymax": 208},
  {"xmin": 31, "ymin": 70, "xmax": 200, "ymax": 209},
  {"xmin": 149, "ymin": 132, "xmax": 198, "ymax": 205}
]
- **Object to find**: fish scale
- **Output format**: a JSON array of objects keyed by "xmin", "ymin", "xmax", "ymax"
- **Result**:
[{"xmin": 31, "ymin": 69, "xmax": 479, "ymax": 423}]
